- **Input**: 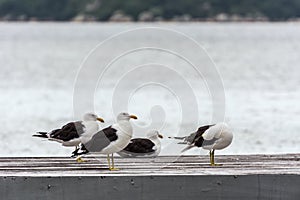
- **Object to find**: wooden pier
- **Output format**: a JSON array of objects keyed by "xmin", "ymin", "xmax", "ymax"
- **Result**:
[{"xmin": 0, "ymin": 154, "xmax": 299, "ymax": 200}]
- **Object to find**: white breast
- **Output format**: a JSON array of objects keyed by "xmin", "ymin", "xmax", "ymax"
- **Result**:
[
  {"xmin": 202, "ymin": 122, "xmax": 233, "ymax": 150},
  {"xmin": 79, "ymin": 121, "xmax": 100, "ymax": 144},
  {"xmin": 150, "ymin": 138, "xmax": 161, "ymax": 156},
  {"xmin": 100, "ymin": 121, "xmax": 133, "ymax": 154}
]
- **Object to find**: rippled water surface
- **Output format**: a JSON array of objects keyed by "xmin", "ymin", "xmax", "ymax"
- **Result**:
[{"xmin": 0, "ymin": 22, "xmax": 299, "ymax": 156}]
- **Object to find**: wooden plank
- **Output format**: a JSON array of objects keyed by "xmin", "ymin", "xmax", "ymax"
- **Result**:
[{"xmin": 0, "ymin": 154, "xmax": 299, "ymax": 176}]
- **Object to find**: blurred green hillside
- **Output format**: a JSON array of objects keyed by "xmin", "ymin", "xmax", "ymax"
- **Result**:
[{"xmin": 0, "ymin": 0, "xmax": 299, "ymax": 21}]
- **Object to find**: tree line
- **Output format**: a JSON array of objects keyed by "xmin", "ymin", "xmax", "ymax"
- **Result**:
[{"xmin": 0, "ymin": 0, "xmax": 299, "ymax": 21}]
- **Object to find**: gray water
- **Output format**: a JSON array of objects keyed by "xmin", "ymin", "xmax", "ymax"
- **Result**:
[{"xmin": 0, "ymin": 22, "xmax": 299, "ymax": 156}]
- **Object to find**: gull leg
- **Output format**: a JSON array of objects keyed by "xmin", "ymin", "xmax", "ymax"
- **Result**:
[
  {"xmin": 210, "ymin": 149, "xmax": 222, "ymax": 166},
  {"xmin": 76, "ymin": 155, "xmax": 87, "ymax": 163},
  {"xmin": 211, "ymin": 149, "xmax": 215, "ymax": 165},
  {"xmin": 74, "ymin": 145, "xmax": 87, "ymax": 163},
  {"xmin": 107, "ymin": 154, "xmax": 111, "ymax": 169},
  {"xmin": 111, "ymin": 154, "xmax": 114, "ymax": 168},
  {"xmin": 109, "ymin": 153, "xmax": 119, "ymax": 171}
]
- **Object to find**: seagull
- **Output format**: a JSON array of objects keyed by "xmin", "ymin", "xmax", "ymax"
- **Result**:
[
  {"xmin": 169, "ymin": 122, "xmax": 233, "ymax": 166},
  {"xmin": 117, "ymin": 130, "xmax": 163, "ymax": 158},
  {"xmin": 33, "ymin": 113, "xmax": 104, "ymax": 162},
  {"xmin": 73, "ymin": 112, "xmax": 138, "ymax": 170}
]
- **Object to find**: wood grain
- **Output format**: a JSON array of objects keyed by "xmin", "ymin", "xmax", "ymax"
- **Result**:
[{"xmin": 0, "ymin": 154, "xmax": 299, "ymax": 176}]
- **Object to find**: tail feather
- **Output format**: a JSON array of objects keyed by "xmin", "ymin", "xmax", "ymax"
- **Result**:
[
  {"xmin": 32, "ymin": 132, "xmax": 49, "ymax": 138},
  {"xmin": 168, "ymin": 136, "xmax": 186, "ymax": 140},
  {"xmin": 71, "ymin": 144, "xmax": 89, "ymax": 157}
]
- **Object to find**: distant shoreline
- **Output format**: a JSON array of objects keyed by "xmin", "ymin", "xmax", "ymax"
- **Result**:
[
  {"xmin": 1, "ymin": 20, "xmax": 300, "ymax": 23},
  {"xmin": 1, "ymin": 0, "xmax": 300, "ymax": 24}
]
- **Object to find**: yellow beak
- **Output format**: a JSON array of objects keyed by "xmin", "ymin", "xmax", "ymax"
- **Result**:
[
  {"xmin": 97, "ymin": 117, "xmax": 105, "ymax": 123},
  {"xmin": 129, "ymin": 115, "xmax": 138, "ymax": 120}
]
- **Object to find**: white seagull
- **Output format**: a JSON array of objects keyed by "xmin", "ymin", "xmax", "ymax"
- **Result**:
[
  {"xmin": 73, "ymin": 112, "xmax": 138, "ymax": 170},
  {"xmin": 117, "ymin": 130, "xmax": 163, "ymax": 158},
  {"xmin": 33, "ymin": 113, "xmax": 104, "ymax": 162},
  {"xmin": 169, "ymin": 122, "xmax": 233, "ymax": 166}
]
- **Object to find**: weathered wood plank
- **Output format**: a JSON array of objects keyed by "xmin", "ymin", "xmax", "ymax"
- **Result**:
[{"xmin": 0, "ymin": 154, "xmax": 299, "ymax": 176}]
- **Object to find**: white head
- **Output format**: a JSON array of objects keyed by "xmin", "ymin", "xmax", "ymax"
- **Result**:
[
  {"xmin": 146, "ymin": 130, "xmax": 163, "ymax": 140},
  {"xmin": 83, "ymin": 113, "xmax": 104, "ymax": 123},
  {"xmin": 116, "ymin": 112, "xmax": 138, "ymax": 122}
]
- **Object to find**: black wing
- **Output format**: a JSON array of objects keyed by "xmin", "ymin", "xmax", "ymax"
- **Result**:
[
  {"xmin": 83, "ymin": 126, "xmax": 118, "ymax": 152},
  {"xmin": 102, "ymin": 126, "xmax": 118, "ymax": 142},
  {"xmin": 49, "ymin": 121, "xmax": 85, "ymax": 142},
  {"xmin": 123, "ymin": 138, "xmax": 155, "ymax": 153},
  {"xmin": 187, "ymin": 124, "xmax": 215, "ymax": 147}
]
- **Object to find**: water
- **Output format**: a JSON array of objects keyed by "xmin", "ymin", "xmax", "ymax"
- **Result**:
[{"xmin": 0, "ymin": 22, "xmax": 299, "ymax": 156}]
